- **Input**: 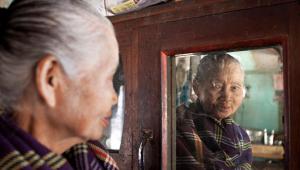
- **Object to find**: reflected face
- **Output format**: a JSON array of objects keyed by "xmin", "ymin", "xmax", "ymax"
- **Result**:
[
  {"xmin": 56, "ymin": 32, "xmax": 119, "ymax": 141},
  {"xmin": 195, "ymin": 63, "xmax": 244, "ymax": 119}
]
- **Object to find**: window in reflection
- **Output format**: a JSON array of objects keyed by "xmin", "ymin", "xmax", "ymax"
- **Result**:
[
  {"xmin": 173, "ymin": 46, "xmax": 284, "ymax": 170},
  {"xmin": 100, "ymin": 58, "xmax": 125, "ymax": 151},
  {"xmin": 101, "ymin": 86, "xmax": 125, "ymax": 150}
]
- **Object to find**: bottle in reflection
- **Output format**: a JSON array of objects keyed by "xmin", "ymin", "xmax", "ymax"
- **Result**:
[
  {"xmin": 269, "ymin": 130, "xmax": 275, "ymax": 145},
  {"xmin": 264, "ymin": 128, "xmax": 268, "ymax": 145}
]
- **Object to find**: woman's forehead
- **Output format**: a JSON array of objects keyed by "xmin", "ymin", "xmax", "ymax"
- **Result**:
[
  {"xmin": 203, "ymin": 66, "xmax": 244, "ymax": 85},
  {"xmin": 206, "ymin": 63, "xmax": 243, "ymax": 75}
]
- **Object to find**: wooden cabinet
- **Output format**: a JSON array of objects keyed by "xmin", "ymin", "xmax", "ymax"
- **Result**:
[{"xmin": 108, "ymin": 1, "xmax": 300, "ymax": 169}]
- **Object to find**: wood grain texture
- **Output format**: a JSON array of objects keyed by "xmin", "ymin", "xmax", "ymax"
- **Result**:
[
  {"xmin": 287, "ymin": 4, "xmax": 300, "ymax": 169},
  {"xmin": 252, "ymin": 144, "xmax": 284, "ymax": 160},
  {"xmin": 110, "ymin": 0, "xmax": 294, "ymax": 26}
]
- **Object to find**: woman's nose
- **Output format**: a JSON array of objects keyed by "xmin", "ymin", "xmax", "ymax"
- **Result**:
[{"xmin": 220, "ymin": 87, "xmax": 231, "ymax": 100}]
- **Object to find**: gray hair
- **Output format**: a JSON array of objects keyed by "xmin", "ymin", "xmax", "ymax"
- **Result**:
[
  {"xmin": 194, "ymin": 53, "xmax": 243, "ymax": 83},
  {"xmin": 0, "ymin": 0, "xmax": 116, "ymax": 109}
]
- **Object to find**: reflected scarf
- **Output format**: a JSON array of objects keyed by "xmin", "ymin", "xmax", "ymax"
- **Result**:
[
  {"xmin": 0, "ymin": 114, "xmax": 119, "ymax": 170},
  {"xmin": 176, "ymin": 103, "xmax": 252, "ymax": 170}
]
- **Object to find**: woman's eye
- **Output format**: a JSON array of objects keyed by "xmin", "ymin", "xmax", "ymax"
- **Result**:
[
  {"xmin": 231, "ymin": 86, "xmax": 240, "ymax": 92},
  {"xmin": 212, "ymin": 82, "xmax": 222, "ymax": 90},
  {"xmin": 215, "ymin": 85, "xmax": 222, "ymax": 89}
]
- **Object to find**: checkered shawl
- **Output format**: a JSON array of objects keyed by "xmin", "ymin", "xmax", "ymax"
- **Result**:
[
  {"xmin": 0, "ymin": 114, "xmax": 119, "ymax": 170},
  {"xmin": 176, "ymin": 103, "xmax": 252, "ymax": 170}
]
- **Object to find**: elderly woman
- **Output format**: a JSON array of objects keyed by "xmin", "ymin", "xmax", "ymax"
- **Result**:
[
  {"xmin": 0, "ymin": 0, "xmax": 119, "ymax": 169},
  {"xmin": 176, "ymin": 53, "xmax": 252, "ymax": 170}
]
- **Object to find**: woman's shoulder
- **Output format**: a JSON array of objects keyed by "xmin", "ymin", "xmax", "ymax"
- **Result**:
[{"xmin": 230, "ymin": 120, "xmax": 251, "ymax": 141}]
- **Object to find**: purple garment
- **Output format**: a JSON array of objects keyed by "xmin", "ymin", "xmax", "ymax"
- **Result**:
[
  {"xmin": 0, "ymin": 114, "xmax": 118, "ymax": 170},
  {"xmin": 177, "ymin": 103, "xmax": 252, "ymax": 170}
]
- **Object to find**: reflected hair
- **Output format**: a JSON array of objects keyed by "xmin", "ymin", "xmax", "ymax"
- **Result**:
[
  {"xmin": 0, "ymin": 0, "xmax": 115, "ymax": 109},
  {"xmin": 194, "ymin": 53, "xmax": 243, "ymax": 84}
]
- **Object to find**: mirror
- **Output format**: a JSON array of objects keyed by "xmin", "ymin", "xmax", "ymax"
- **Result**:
[
  {"xmin": 166, "ymin": 46, "xmax": 285, "ymax": 170},
  {"xmin": 100, "ymin": 59, "xmax": 125, "ymax": 151},
  {"xmin": 101, "ymin": 85, "xmax": 125, "ymax": 150}
]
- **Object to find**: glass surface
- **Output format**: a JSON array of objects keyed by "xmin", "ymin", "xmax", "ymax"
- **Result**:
[
  {"xmin": 172, "ymin": 46, "xmax": 284, "ymax": 169},
  {"xmin": 101, "ymin": 85, "xmax": 125, "ymax": 151},
  {"xmin": 100, "ymin": 59, "xmax": 125, "ymax": 151}
]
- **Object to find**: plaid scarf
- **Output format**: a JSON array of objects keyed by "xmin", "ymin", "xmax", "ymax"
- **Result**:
[
  {"xmin": 176, "ymin": 103, "xmax": 252, "ymax": 170},
  {"xmin": 0, "ymin": 114, "xmax": 119, "ymax": 170}
]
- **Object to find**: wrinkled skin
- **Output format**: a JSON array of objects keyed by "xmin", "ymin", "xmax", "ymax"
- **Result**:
[
  {"xmin": 194, "ymin": 63, "xmax": 245, "ymax": 120},
  {"xmin": 53, "ymin": 30, "xmax": 119, "ymax": 141}
]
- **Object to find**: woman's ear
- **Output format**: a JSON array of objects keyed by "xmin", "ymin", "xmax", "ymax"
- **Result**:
[
  {"xmin": 35, "ymin": 55, "xmax": 60, "ymax": 108},
  {"xmin": 242, "ymin": 87, "xmax": 247, "ymax": 98}
]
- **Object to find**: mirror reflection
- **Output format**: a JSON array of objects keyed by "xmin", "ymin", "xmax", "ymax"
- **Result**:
[
  {"xmin": 101, "ymin": 60, "xmax": 125, "ymax": 151},
  {"xmin": 101, "ymin": 85, "xmax": 125, "ymax": 150},
  {"xmin": 173, "ymin": 46, "xmax": 284, "ymax": 170}
]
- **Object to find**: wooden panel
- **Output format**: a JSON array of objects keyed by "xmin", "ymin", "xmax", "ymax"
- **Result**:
[
  {"xmin": 160, "ymin": 4, "xmax": 289, "ymax": 52},
  {"xmin": 287, "ymin": 3, "xmax": 300, "ymax": 169},
  {"xmin": 110, "ymin": 0, "xmax": 294, "ymax": 28},
  {"xmin": 109, "ymin": 29, "xmax": 139, "ymax": 169},
  {"xmin": 130, "ymin": 28, "xmax": 140, "ymax": 170},
  {"xmin": 137, "ymin": 24, "xmax": 162, "ymax": 170}
]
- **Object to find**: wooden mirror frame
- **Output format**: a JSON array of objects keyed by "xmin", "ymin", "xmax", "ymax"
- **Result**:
[{"xmin": 161, "ymin": 37, "xmax": 288, "ymax": 170}]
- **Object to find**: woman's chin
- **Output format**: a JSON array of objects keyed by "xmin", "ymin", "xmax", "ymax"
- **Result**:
[
  {"xmin": 214, "ymin": 111, "xmax": 232, "ymax": 120},
  {"xmin": 82, "ymin": 129, "xmax": 103, "ymax": 141}
]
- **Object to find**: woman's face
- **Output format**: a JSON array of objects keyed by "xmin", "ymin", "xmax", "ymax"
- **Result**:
[
  {"xmin": 195, "ymin": 63, "xmax": 245, "ymax": 119},
  {"xmin": 53, "ymin": 30, "xmax": 119, "ymax": 141}
]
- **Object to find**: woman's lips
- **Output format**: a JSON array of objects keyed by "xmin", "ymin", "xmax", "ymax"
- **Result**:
[
  {"xmin": 218, "ymin": 104, "xmax": 231, "ymax": 111},
  {"xmin": 101, "ymin": 117, "xmax": 111, "ymax": 128}
]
